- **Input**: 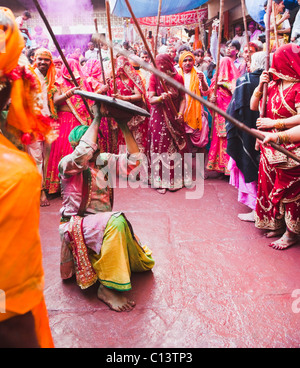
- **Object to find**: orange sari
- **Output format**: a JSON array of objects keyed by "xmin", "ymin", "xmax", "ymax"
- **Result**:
[{"xmin": 0, "ymin": 134, "xmax": 54, "ymax": 348}]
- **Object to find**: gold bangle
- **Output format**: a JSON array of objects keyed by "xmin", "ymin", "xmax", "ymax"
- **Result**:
[
  {"xmin": 274, "ymin": 119, "xmax": 286, "ymax": 130},
  {"xmin": 178, "ymin": 112, "xmax": 183, "ymax": 117},
  {"xmin": 254, "ymin": 88, "xmax": 263, "ymax": 99},
  {"xmin": 158, "ymin": 96, "xmax": 163, "ymax": 103},
  {"xmin": 277, "ymin": 132, "xmax": 290, "ymax": 145}
]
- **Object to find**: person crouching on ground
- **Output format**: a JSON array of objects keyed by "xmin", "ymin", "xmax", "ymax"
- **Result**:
[{"xmin": 59, "ymin": 103, "xmax": 155, "ymax": 312}]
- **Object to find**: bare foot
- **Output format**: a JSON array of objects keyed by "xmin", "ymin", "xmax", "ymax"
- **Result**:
[
  {"xmin": 265, "ymin": 228, "xmax": 285, "ymax": 238},
  {"xmin": 40, "ymin": 190, "xmax": 50, "ymax": 207},
  {"xmin": 238, "ymin": 210, "xmax": 255, "ymax": 222},
  {"xmin": 97, "ymin": 284, "xmax": 136, "ymax": 312},
  {"xmin": 156, "ymin": 188, "xmax": 166, "ymax": 194},
  {"xmin": 269, "ymin": 231, "xmax": 299, "ymax": 250}
]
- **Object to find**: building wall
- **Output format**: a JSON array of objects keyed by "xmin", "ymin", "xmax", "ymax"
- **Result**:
[{"xmin": 1, "ymin": 0, "xmax": 123, "ymax": 33}]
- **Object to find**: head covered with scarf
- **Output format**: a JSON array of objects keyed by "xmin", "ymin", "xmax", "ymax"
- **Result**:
[
  {"xmin": 0, "ymin": 7, "xmax": 53, "ymax": 144},
  {"xmin": 269, "ymin": 43, "xmax": 300, "ymax": 82},
  {"xmin": 210, "ymin": 56, "xmax": 240, "ymax": 93},
  {"xmin": 178, "ymin": 51, "xmax": 203, "ymax": 131},
  {"xmin": 56, "ymin": 56, "xmax": 93, "ymax": 126},
  {"xmin": 68, "ymin": 125, "xmax": 89, "ymax": 149},
  {"xmin": 156, "ymin": 53, "xmax": 176, "ymax": 75},
  {"xmin": 115, "ymin": 55, "xmax": 145, "ymax": 95},
  {"xmin": 82, "ymin": 58, "xmax": 104, "ymax": 93}
]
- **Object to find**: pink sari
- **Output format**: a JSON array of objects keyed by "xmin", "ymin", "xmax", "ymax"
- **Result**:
[
  {"xmin": 207, "ymin": 57, "xmax": 240, "ymax": 174},
  {"xmin": 82, "ymin": 59, "xmax": 116, "ymax": 154},
  {"xmin": 110, "ymin": 56, "xmax": 149, "ymax": 154},
  {"xmin": 45, "ymin": 57, "xmax": 93, "ymax": 194}
]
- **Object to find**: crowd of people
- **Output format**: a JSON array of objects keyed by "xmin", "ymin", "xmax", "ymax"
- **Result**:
[{"xmin": 1, "ymin": 0, "xmax": 300, "ymax": 346}]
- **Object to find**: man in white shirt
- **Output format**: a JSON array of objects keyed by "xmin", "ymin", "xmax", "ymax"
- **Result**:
[
  {"xmin": 85, "ymin": 42, "xmax": 99, "ymax": 60},
  {"xmin": 15, "ymin": 11, "xmax": 32, "ymax": 40}
]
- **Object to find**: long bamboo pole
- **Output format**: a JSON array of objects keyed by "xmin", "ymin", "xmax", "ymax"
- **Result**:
[
  {"xmin": 272, "ymin": 1, "xmax": 280, "ymax": 49},
  {"xmin": 101, "ymin": 38, "xmax": 300, "ymax": 164},
  {"xmin": 241, "ymin": 0, "xmax": 250, "ymax": 58},
  {"xmin": 94, "ymin": 18, "xmax": 106, "ymax": 86},
  {"xmin": 261, "ymin": 0, "xmax": 272, "ymax": 118},
  {"xmin": 123, "ymin": 0, "xmax": 178, "ymax": 117},
  {"xmin": 32, "ymin": 0, "xmax": 93, "ymax": 119},
  {"xmin": 211, "ymin": 0, "xmax": 224, "ymax": 139},
  {"xmin": 154, "ymin": 0, "xmax": 163, "ymax": 57},
  {"xmin": 105, "ymin": 0, "xmax": 116, "ymax": 94}
]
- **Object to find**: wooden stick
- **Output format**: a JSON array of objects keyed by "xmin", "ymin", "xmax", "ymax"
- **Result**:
[
  {"xmin": 211, "ymin": 0, "xmax": 224, "ymax": 138},
  {"xmin": 154, "ymin": 0, "xmax": 163, "ymax": 57},
  {"xmin": 101, "ymin": 39, "xmax": 300, "ymax": 164},
  {"xmin": 241, "ymin": 0, "xmax": 250, "ymax": 58},
  {"xmin": 123, "ymin": 0, "xmax": 178, "ymax": 117},
  {"xmin": 32, "ymin": 0, "xmax": 93, "ymax": 120},
  {"xmin": 272, "ymin": 1, "xmax": 280, "ymax": 49},
  {"xmin": 261, "ymin": 0, "xmax": 272, "ymax": 118},
  {"xmin": 105, "ymin": 0, "xmax": 116, "ymax": 94},
  {"xmin": 94, "ymin": 18, "xmax": 106, "ymax": 86}
]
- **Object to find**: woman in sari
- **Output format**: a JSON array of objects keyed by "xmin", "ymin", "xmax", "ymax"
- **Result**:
[
  {"xmin": 82, "ymin": 58, "xmax": 115, "ymax": 154},
  {"xmin": 207, "ymin": 57, "xmax": 240, "ymax": 176},
  {"xmin": 250, "ymin": 43, "xmax": 300, "ymax": 250},
  {"xmin": 45, "ymin": 56, "xmax": 93, "ymax": 194},
  {"xmin": 110, "ymin": 56, "xmax": 149, "ymax": 155},
  {"xmin": 147, "ymin": 53, "xmax": 187, "ymax": 194},
  {"xmin": 269, "ymin": 0, "xmax": 291, "ymax": 52}
]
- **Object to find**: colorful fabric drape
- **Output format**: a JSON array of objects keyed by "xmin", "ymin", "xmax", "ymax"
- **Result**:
[
  {"xmin": 147, "ymin": 54, "xmax": 188, "ymax": 190},
  {"xmin": 255, "ymin": 44, "xmax": 300, "ymax": 234},
  {"xmin": 178, "ymin": 51, "xmax": 203, "ymax": 131},
  {"xmin": 32, "ymin": 47, "xmax": 58, "ymax": 120},
  {"xmin": 82, "ymin": 59, "xmax": 116, "ymax": 154},
  {"xmin": 110, "ymin": 56, "xmax": 149, "ymax": 154},
  {"xmin": 0, "ymin": 8, "xmax": 53, "ymax": 144},
  {"xmin": 56, "ymin": 57, "xmax": 93, "ymax": 126},
  {"xmin": 0, "ymin": 134, "xmax": 54, "ymax": 347},
  {"xmin": 207, "ymin": 57, "xmax": 240, "ymax": 174},
  {"xmin": 0, "ymin": 7, "xmax": 24, "ymax": 75}
]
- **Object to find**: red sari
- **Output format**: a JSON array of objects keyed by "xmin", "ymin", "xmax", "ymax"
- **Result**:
[
  {"xmin": 255, "ymin": 44, "xmax": 300, "ymax": 235},
  {"xmin": 147, "ymin": 54, "xmax": 188, "ymax": 190},
  {"xmin": 45, "ymin": 57, "xmax": 93, "ymax": 194},
  {"xmin": 110, "ymin": 56, "xmax": 149, "ymax": 154}
]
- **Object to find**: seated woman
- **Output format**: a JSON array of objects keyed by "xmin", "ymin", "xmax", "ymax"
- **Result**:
[{"xmin": 59, "ymin": 103, "xmax": 155, "ymax": 312}]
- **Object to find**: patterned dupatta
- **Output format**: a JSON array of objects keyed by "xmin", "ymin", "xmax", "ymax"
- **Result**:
[
  {"xmin": 82, "ymin": 59, "xmax": 104, "ymax": 93},
  {"xmin": 56, "ymin": 57, "xmax": 93, "ymax": 125},
  {"xmin": 209, "ymin": 57, "xmax": 239, "ymax": 137},
  {"xmin": 263, "ymin": 44, "xmax": 300, "ymax": 167},
  {"xmin": 153, "ymin": 53, "xmax": 187, "ymax": 151},
  {"xmin": 115, "ymin": 56, "xmax": 145, "ymax": 96}
]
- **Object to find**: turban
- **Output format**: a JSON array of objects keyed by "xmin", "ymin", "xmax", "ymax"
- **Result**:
[
  {"xmin": 34, "ymin": 47, "xmax": 53, "ymax": 60},
  {"xmin": 178, "ymin": 51, "xmax": 195, "ymax": 69},
  {"xmin": 68, "ymin": 125, "xmax": 89, "ymax": 148}
]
